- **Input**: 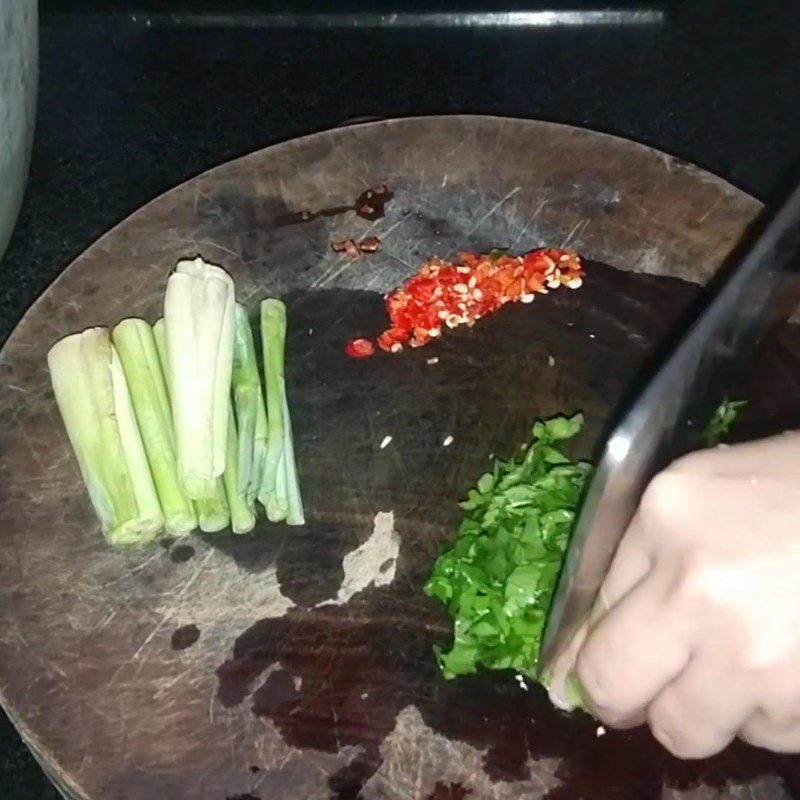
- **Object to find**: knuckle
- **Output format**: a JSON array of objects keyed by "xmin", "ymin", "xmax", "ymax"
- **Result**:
[
  {"xmin": 670, "ymin": 557, "xmax": 735, "ymax": 614},
  {"xmin": 650, "ymin": 723, "xmax": 709, "ymax": 759},
  {"xmin": 741, "ymin": 712, "xmax": 800, "ymax": 752},
  {"xmin": 670, "ymin": 559, "xmax": 706, "ymax": 606},
  {"xmin": 668, "ymin": 449, "xmax": 710, "ymax": 475},
  {"xmin": 648, "ymin": 689, "xmax": 730, "ymax": 759},
  {"xmin": 649, "ymin": 706, "xmax": 714, "ymax": 759},
  {"xmin": 638, "ymin": 472, "xmax": 685, "ymax": 527}
]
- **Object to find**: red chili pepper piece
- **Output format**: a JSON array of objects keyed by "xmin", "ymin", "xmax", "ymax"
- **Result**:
[{"xmin": 345, "ymin": 338, "xmax": 376, "ymax": 358}]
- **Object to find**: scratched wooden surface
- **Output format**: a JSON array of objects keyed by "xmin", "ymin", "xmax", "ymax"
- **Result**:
[{"xmin": 2, "ymin": 116, "xmax": 800, "ymax": 800}]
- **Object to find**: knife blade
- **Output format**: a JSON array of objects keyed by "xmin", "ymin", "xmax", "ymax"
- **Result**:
[{"xmin": 539, "ymin": 179, "xmax": 800, "ymax": 673}]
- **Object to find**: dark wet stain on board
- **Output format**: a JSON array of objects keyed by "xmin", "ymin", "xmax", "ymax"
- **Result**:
[
  {"xmin": 171, "ymin": 624, "xmax": 200, "ymax": 651},
  {"xmin": 328, "ymin": 753, "xmax": 375, "ymax": 800},
  {"xmin": 273, "ymin": 183, "xmax": 393, "ymax": 228},
  {"xmin": 427, "ymin": 782, "xmax": 472, "ymax": 800},
  {"xmin": 251, "ymin": 668, "xmax": 299, "ymax": 719},
  {"xmin": 214, "ymin": 262, "xmax": 800, "ymax": 799},
  {"xmin": 328, "ymin": 749, "xmax": 378, "ymax": 800},
  {"xmin": 354, "ymin": 184, "xmax": 393, "ymax": 221},
  {"xmin": 169, "ymin": 544, "xmax": 195, "ymax": 563},
  {"xmin": 275, "ymin": 204, "xmax": 353, "ymax": 228},
  {"xmin": 217, "ymin": 605, "xmax": 800, "ymax": 799}
]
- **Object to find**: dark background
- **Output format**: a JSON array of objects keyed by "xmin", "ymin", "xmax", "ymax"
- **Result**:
[{"xmin": 2, "ymin": 0, "xmax": 800, "ymax": 796}]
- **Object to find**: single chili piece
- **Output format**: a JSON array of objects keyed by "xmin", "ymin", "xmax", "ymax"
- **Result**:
[
  {"xmin": 358, "ymin": 236, "xmax": 381, "ymax": 253},
  {"xmin": 331, "ymin": 236, "xmax": 382, "ymax": 257},
  {"xmin": 345, "ymin": 337, "xmax": 376, "ymax": 358}
]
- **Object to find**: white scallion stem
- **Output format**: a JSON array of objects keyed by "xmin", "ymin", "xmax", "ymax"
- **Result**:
[
  {"xmin": 48, "ymin": 328, "xmax": 164, "ymax": 547},
  {"xmin": 231, "ymin": 303, "xmax": 263, "ymax": 498},
  {"xmin": 258, "ymin": 299, "xmax": 286, "ymax": 510},
  {"xmin": 109, "ymin": 348, "xmax": 164, "ymax": 537},
  {"xmin": 164, "ymin": 257, "xmax": 235, "ymax": 500},
  {"xmin": 223, "ymin": 406, "xmax": 256, "ymax": 534},
  {"xmin": 196, "ymin": 479, "xmax": 230, "ymax": 533},
  {"xmin": 282, "ymin": 391, "xmax": 305, "ymax": 526},
  {"xmin": 153, "ymin": 317, "xmax": 229, "ymax": 532},
  {"xmin": 266, "ymin": 449, "xmax": 289, "ymax": 523},
  {"xmin": 258, "ymin": 298, "xmax": 303, "ymax": 525},
  {"xmin": 113, "ymin": 318, "xmax": 196, "ymax": 535},
  {"xmin": 250, "ymin": 390, "xmax": 268, "ymax": 507},
  {"xmin": 152, "ymin": 318, "xmax": 169, "ymax": 380}
]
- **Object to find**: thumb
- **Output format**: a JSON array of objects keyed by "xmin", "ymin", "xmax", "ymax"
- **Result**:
[
  {"xmin": 544, "ymin": 513, "xmax": 652, "ymax": 710},
  {"xmin": 545, "ymin": 621, "xmax": 590, "ymax": 711}
]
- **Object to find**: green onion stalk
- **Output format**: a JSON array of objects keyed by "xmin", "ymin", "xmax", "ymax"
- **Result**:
[
  {"xmin": 258, "ymin": 299, "xmax": 305, "ymax": 525},
  {"xmin": 112, "ymin": 318, "xmax": 197, "ymax": 535},
  {"xmin": 231, "ymin": 303, "xmax": 268, "ymax": 505},
  {"xmin": 223, "ymin": 409, "xmax": 256, "ymax": 534},
  {"xmin": 163, "ymin": 257, "xmax": 235, "ymax": 501},
  {"xmin": 153, "ymin": 317, "xmax": 230, "ymax": 532},
  {"xmin": 48, "ymin": 327, "xmax": 164, "ymax": 547}
]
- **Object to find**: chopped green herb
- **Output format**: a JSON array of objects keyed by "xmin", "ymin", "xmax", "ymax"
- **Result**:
[
  {"xmin": 424, "ymin": 414, "xmax": 592, "ymax": 679},
  {"xmin": 703, "ymin": 398, "xmax": 747, "ymax": 447}
]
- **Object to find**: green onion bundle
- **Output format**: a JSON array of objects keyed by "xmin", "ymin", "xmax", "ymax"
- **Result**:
[{"xmin": 47, "ymin": 257, "xmax": 305, "ymax": 547}]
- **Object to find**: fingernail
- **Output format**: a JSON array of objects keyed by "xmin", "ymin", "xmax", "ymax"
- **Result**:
[
  {"xmin": 563, "ymin": 672, "xmax": 590, "ymax": 712},
  {"xmin": 539, "ymin": 663, "xmax": 555, "ymax": 690},
  {"xmin": 547, "ymin": 671, "xmax": 582, "ymax": 711}
]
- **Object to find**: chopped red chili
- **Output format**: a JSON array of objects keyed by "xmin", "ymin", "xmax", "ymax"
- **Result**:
[
  {"xmin": 346, "ymin": 248, "xmax": 584, "ymax": 357},
  {"xmin": 358, "ymin": 236, "xmax": 381, "ymax": 253},
  {"xmin": 345, "ymin": 337, "xmax": 376, "ymax": 358},
  {"xmin": 331, "ymin": 236, "xmax": 382, "ymax": 257}
]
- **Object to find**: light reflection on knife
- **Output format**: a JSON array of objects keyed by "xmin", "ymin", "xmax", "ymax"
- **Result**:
[{"xmin": 539, "ymin": 180, "xmax": 800, "ymax": 674}]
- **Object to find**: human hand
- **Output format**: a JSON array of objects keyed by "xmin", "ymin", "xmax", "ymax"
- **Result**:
[{"xmin": 548, "ymin": 432, "xmax": 800, "ymax": 758}]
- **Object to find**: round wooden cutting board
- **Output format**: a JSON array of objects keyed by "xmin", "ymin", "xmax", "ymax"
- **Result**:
[{"xmin": 2, "ymin": 116, "xmax": 800, "ymax": 800}]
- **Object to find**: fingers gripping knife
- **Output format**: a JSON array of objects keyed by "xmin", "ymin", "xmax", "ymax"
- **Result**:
[{"xmin": 539, "ymin": 180, "xmax": 800, "ymax": 673}]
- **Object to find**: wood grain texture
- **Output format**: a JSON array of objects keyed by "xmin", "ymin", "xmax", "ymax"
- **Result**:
[{"xmin": 2, "ymin": 116, "xmax": 798, "ymax": 800}]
